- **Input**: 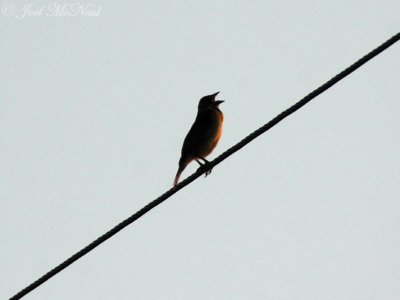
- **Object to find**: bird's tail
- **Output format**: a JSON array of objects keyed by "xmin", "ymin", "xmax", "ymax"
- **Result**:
[
  {"xmin": 173, "ymin": 156, "xmax": 191, "ymax": 187},
  {"xmin": 173, "ymin": 169, "xmax": 183, "ymax": 187}
]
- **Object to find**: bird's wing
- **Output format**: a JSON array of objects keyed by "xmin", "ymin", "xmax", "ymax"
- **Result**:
[{"xmin": 181, "ymin": 110, "xmax": 215, "ymax": 157}]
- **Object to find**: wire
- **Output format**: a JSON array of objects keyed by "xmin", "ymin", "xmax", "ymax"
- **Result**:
[{"xmin": 10, "ymin": 32, "xmax": 400, "ymax": 300}]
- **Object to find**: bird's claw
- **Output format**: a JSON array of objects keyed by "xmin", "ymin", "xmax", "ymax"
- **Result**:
[{"xmin": 197, "ymin": 162, "xmax": 212, "ymax": 177}]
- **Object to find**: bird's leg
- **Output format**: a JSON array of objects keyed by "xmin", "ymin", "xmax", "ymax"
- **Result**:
[{"xmin": 196, "ymin": 157, "xmax": 212, "ymax": 177}]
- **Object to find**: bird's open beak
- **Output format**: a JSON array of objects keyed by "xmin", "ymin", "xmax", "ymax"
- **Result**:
[{"xmin": 211, "ymin": 92, "xmax": 224, "ymax": 105}]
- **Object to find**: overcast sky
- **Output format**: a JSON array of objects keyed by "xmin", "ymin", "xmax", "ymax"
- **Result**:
[{"xmin": 2, "ymin": 1, "xmax": 400, "ymax": 299}]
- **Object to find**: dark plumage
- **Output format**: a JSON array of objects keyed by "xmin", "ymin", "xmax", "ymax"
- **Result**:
[{"xmin": 174, "ymin": 92, "xmax": 224, "ymax": 187}]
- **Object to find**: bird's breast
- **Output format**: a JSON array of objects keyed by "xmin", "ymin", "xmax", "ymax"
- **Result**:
[{"xmin": 200, "ymin": 109, "xmax": 223, "ymax": 157}]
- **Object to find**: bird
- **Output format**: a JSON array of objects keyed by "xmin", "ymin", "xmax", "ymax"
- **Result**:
[{"xmin": 173, "ymin": 92, "xmax": 224, "ymax": 187}]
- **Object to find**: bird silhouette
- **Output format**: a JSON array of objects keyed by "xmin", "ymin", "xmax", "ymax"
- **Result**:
[{"xmin": 173, "ymin": 92, "xmax": 224, "ymax": 187}]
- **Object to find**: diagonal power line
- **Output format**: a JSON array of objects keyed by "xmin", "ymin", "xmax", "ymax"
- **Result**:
[{"xmin": 10, "ymin": 32, "xmax": 400, "ymax": 300}]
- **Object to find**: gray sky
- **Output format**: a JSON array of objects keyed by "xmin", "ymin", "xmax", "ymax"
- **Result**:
[{"xmin": 2, "ymin": 1, "xmax": 400, "ymax": 299}]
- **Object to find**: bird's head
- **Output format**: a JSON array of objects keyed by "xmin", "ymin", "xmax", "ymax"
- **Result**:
[{"xmin": 198, "ymin": 92, "xmax": 224, "ymax": 111}]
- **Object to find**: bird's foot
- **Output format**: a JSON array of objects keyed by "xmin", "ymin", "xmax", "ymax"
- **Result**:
[
  {"xmin": 204, "ymin": 164, "xmax": 212, "ymax": 177},
  {"xmin": 197, "ymin": 164, "xmax": 212, "ymax": 177},
  {"xmin": 196, "ymin": 159, "xmax": 212, "ymax": 177}
]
